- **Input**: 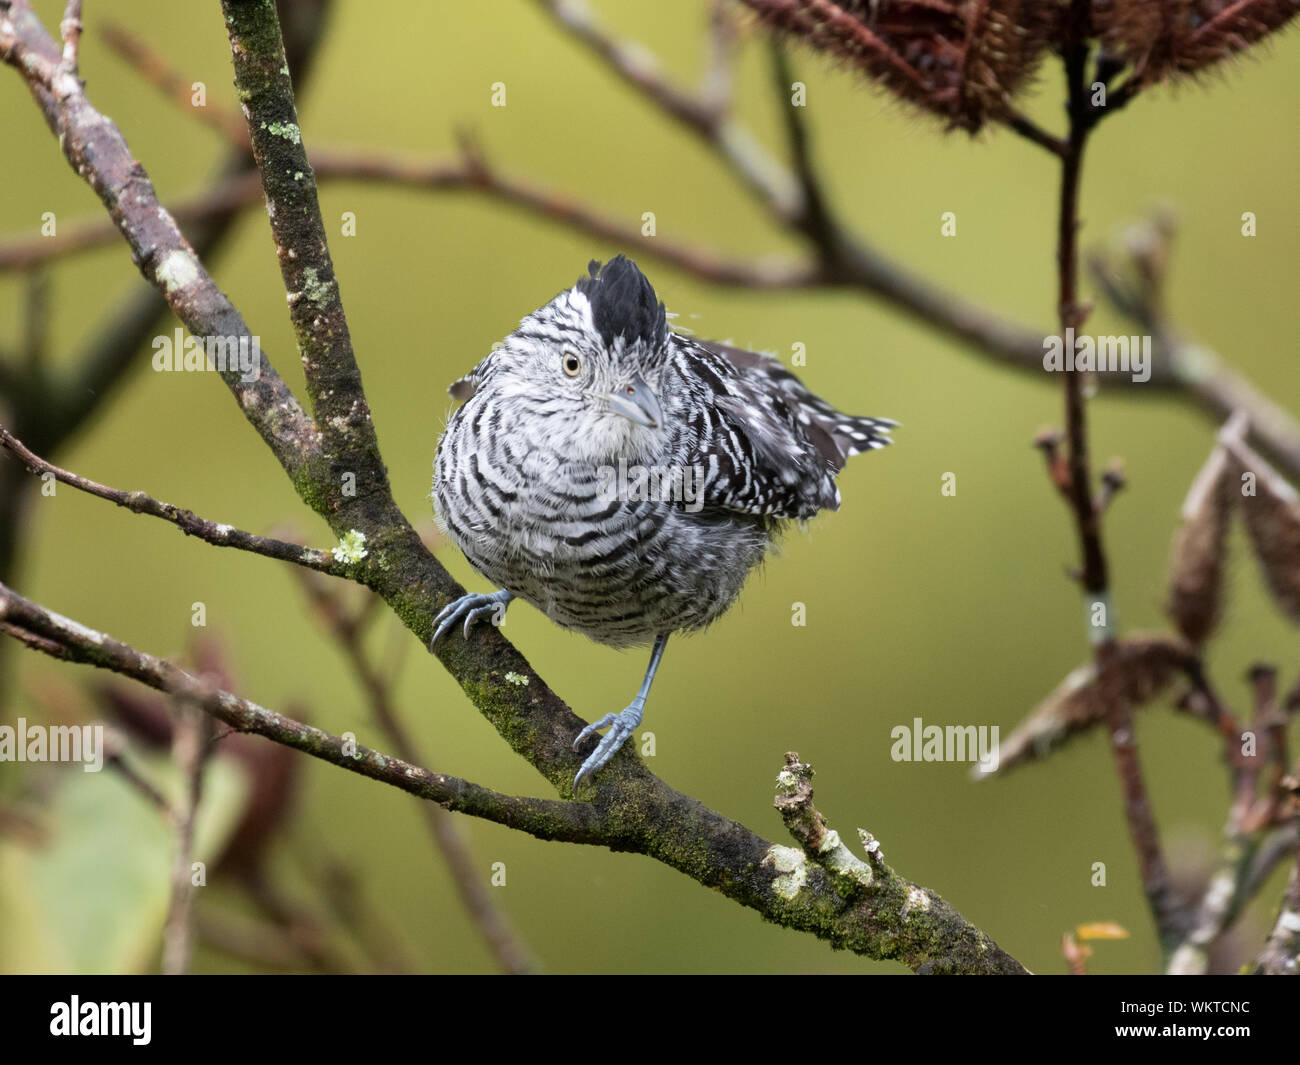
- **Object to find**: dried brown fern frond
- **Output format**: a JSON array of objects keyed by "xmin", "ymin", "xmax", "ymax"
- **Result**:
[
  {"xmin": 976, "ymin": 633, "xmax": 1198, "ymax": 777},
  {"xmin": 1225, "ymin": 435, "xmax": 1300, "ymax": 625},
  {"xmin": 1093, "ymin": 0, "xmax": 1300, "ymax": 89},
  {"xmin": 742, "ymin": 1, "xmax": 1298, "ymax": 132},
  {"xmin": 956, "ymin": 0, "xmax": 1067, "ymax": 128},
  {"xmin": 1167, "ymin": 442, "xmax": 1236, "ymax": 646},
  {"xmin": 739, "ymin": 0, "xmax": 1064, "ymax": 131}
]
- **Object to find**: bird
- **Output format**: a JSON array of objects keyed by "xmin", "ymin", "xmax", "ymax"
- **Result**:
[{"xmin": 432, "ymin": 255, "xmax": 895, "ymax": 789}]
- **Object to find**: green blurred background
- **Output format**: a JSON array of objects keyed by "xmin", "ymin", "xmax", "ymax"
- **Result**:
[{"xmin": 1, "ymin": 0, "xmax": 1297, "ymax": 973}]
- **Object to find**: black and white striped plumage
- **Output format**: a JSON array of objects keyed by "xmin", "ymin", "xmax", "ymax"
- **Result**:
[{"xmin": 432, "ymin": 256, "xmax": 894, "ymax": 784}]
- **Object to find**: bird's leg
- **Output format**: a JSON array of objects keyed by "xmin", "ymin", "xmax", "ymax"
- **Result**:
[
  {"xmin": 572, "ymin": 634, "xmax": 668, "ymax": 789},
  {"xmin": 430, "ymin": 589, "xmax": 514, "ymax": 648}
]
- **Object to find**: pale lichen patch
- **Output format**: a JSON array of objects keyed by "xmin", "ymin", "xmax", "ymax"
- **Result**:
[
  {"xmin": 816, "ymin": 828, "xmax": 874, "ymax": 889},
  {"xmin": 331, "ymin": 529, "xmax": 368, "ymax": 563},
  {"xmin": 155, "ymin": 249, "xmax": 200, "ymax": 293},
  {"xmin": 902, "ymin": 885, "xmax": 932, "ymax": 920},
  {"xmin": 260, "ymin": 119, "xmax": 301, "ymax": 144},
  {"xmin": 301, "ymin": 267, "xmax": 335, "ymax": 307},
  {"xmin": 764, "ymin": 844, "xmax": 809, "ymax": 900}
]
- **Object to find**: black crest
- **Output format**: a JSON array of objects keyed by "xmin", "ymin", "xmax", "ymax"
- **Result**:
[{"xmin": 575, "ymin": 255, "xmax": 667, "ymax": 348}]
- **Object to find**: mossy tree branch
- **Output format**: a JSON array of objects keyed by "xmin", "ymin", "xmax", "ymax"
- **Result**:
[
  {"xmin": 0, "ymin": 580, "xmax": 1028, "ymax": 973},
  {"xmin": 0, "ymin": 581, "xmax": 602, "ymax": 842}
]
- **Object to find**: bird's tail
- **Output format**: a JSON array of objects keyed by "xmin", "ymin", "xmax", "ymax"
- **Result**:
[
  {"xmin": 706, "ymin": 340, "xmax": 896, "ymax": 472},
  {"xmin": 794, "ymin": 392, "xmax": 896, "ymax": 471}
]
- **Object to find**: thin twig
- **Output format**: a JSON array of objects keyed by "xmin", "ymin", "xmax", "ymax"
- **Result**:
[
  {"xmin": 1254, "ymin": 854, "xmax": 1300, "ymax": 974},
  {"xmin": 701, "ymin": 0, "xmax": 739, "ymax": 115},
  {"xmin": 194, "ymin": 908, "xmax": 324, "ymax": 971},
  {"xmin": 0, "ymin": 427, "xmax": 346, "ymax": 576},
  {"xmin": 57, "ymin": 0, "xmax": 81, "ymax": 74},
  {"xmin": 0, "ymin": 149, "xmax": 816, "ymax": 286},
  {"xmin": 1087, "ymin": 76, "xmax": 1144, "ymax": 128},
  {"xmin": 0, "ymin": 0, "xmax": 332, "ymax": 695},
  {"xmin": 767, "ymin": 42, "xmax": 836, "ymax": 246},
  {"xmin": 1049, "ymin": 4, "xmax": 1181, "ymax": 953},
  {"xmin": 238, "ymin": 873, "xmax": 351, "ymax": 973},
  {"xmin": 161, "ymin": 702, "xmax": 208, "ymax": 975},
  {"xmin": 1000, "ymin": 104, "xmax": 1068, "ymax": 157},
  {"xmin": 535, "ymin": 0, "xmax": 798, "ymax": 215},
  {"xmin": 100, "ymin": 20, "xmax": 250, "ymax": 148},
  {"xmin": 293, "ymin": 571, "xmax": 537, "ymax": 974},
  {"xmin": 105, "ymin": 742, "xmax": 178, "ymax": 822},
  {"xmin": 1242, "ymin": 824, "xmax": 1300, "ymax": 904},
  {"xmin": 1167, "ymin": 670, "xmax": 1263, "ymax": 973},
  {"xmin": 310, "ymin": 858, "xmax": 419, "ymax": 973}
]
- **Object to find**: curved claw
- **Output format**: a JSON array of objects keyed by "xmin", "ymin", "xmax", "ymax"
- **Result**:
[
  {"xmin": 572, "ymin": 704, "xmax": 643, "ymax": 790},
  {"xmin": 430, "ymin": 589, "xmax": 513, "ymax": 649}
]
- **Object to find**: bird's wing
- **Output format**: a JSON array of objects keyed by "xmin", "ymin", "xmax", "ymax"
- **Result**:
[
  {"xmin": 447, "ymin": 372, "xmax": 478, "ymax": 402},
  {"xmin": 446, "ymin": 347, "xmax": 504, "ymax": 403},
  {"xmin": 665, "ymin": 340, "xmax": 853, "ymax": 520}
]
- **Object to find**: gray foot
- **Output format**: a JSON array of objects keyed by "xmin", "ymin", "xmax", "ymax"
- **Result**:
[
  {"xmin": 430, "ymin": 589, "xmax": 513, "ymax": 648},
  {"xmin": 572, "ymin": 701, "xmax": 644, "ymax": 789}
]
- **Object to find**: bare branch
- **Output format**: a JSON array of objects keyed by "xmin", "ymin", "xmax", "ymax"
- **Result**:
[
  {"xmin": 0, "ymin": 580, "xmax": 601, "ymax": 844},
  {"xmin": 535, "ymin": 0, "xmax": 800, "ymax": 215},
  {"xmin": 1052, "ymin": 2, "xmax": 1181, "ymax": 953},
  {"xmin": 100, "ymin": 19, "xmax": 250, "ymax": 148},
  {"xmin": 0, "ymin": 152, "xmax": 814, "ymax": 286},
  {"xmin": 103, "ymin": 738, "xmax": 178, "ymax": 822},
  {"xmin": 220, "ymin": 0, "xmax": 374, "ymax": 478},
  {"xmin": 161, "ymin": 704, "xmax": 209, "ymax": 976},
  {"xmin": 0, "ymin": 427, "xmax": 346, "ymax": 576},
  {"xmin": 772, "ymin": 754, "xmax": 1020, "ymax": 975},
  {"xmin": 1254, "ymin": 857, "xmax": 1300, "ymax": 975},
  {"xmin": 1166, "ymin": 670, "xmax": 1268, "ymax": 974},
  {"xmin": 57, "ymin": 0, "xmax": 80, "ymax": 74},
  {"xmin": 0, "ymin": 578, "xmax": 1027, "ymax": 973},
  {"xmin": 766, "ymin": 42, "xmax": 835, "ymax": 242},
  {"xmin": 1089, "ymin": 211, "xmax": 1300, "ymax": 486},
  {"xmin": 293, "ymin": 571, "xmax": 537, "ymax": 974},
  {"xmin": 1000, "ymin": 103, "xmax": 1068, "ymax": 157}
]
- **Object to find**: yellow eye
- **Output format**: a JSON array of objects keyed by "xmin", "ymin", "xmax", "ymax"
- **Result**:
[{"xmin": 562, "ymin": 350, "xmax": 582, "ymax": 377}]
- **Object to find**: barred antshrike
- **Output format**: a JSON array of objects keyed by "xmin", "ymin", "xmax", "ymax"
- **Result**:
[{"xmin": 433, "ymin": 256, "xmax": 894, "ymax": 787}]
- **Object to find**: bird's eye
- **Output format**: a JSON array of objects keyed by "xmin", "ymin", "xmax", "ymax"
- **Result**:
[{"xmin": 561, "ymin": 350, "xmax": 582, "ymax": 377}]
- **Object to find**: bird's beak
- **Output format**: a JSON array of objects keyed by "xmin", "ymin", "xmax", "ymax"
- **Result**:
[{"xmin": 602, "ymin": 374, "xmax": 664, "ymax": 429}]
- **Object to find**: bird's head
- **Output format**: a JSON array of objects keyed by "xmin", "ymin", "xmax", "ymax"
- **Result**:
[{"xmin": 489, "ymin": 256, "xmax": 671, "ymax": 463}]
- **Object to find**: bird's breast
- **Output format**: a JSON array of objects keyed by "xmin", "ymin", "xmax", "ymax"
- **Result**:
[{"xmin": 434, "ymin": 399, "xmax": 770, "ymax": 646}]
